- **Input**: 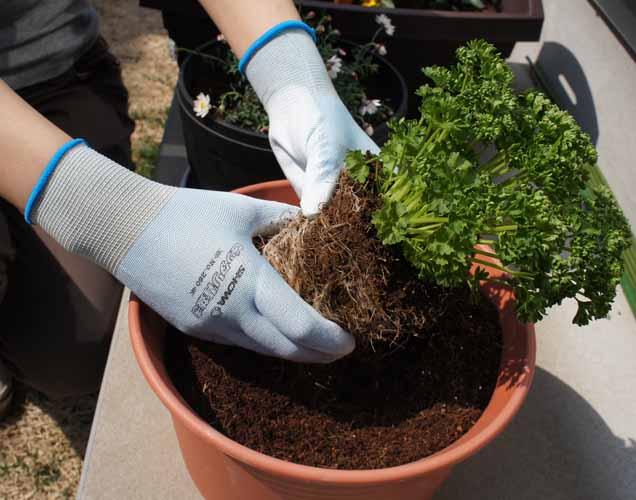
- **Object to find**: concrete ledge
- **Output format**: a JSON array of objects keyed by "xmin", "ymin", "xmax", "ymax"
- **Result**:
[{"xmin": 77, "ymin": 290, "xmax": 200, "ymax": 499}]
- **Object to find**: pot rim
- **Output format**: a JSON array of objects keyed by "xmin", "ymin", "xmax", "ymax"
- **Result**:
[
  {"xmin": 177, "ymin": 39, "xmax": 408, "ymax": 141},
  {"xmin": 129, "ymin": 179, "xmax": 536, "ymax": 484}
]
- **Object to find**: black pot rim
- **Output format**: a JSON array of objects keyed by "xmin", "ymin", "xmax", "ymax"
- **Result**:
[{"xmin": 177, "ymin": 37, "xmax": 408, "ymax": 143}]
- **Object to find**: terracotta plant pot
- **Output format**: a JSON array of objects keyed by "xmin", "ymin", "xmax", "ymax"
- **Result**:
[{"xmin": 129, "ymin": 180, "xmax": 536, "ymax": 500}]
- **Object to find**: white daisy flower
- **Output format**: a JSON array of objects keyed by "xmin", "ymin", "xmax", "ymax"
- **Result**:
[
  {"xmin": 360, "ymin": 98, "xmax": 382, "ymax": 116},
  {"xmin": 364, "ymin": 124, "xmax": 375, "ymax": 136},
  {"xmin": 376, "ymin": 43, "xmax": 387, "ymax": 56},
  {"xmin": 375, "ymin": 14, "xmax": 395, "ymax": 36},
  {"xmin": 193, "ymin": 92, "xmax": 211, "ymax": 118},
  {"xmin": 326, "ymin": 55, "xmax": 343, "ymax": 79}
]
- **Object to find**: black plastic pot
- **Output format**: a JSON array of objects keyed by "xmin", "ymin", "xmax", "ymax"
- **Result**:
[
  {"xmin": 141, "ymin": 0, "xmax": 543, "ymax": 117},
  {"xmin": 177, "ymin": 39, "xmax": 407, "ymax": 191}
]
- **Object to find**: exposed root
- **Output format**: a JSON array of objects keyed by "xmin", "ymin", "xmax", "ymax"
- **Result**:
[{"xmin": 262, "ymin": 172, "xmax": 446, "ymax": 351}]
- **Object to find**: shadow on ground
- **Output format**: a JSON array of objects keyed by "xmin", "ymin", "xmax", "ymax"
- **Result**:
[
  {"xmin": 435, "ymin": 366, "xmax": 636, "ymax": 500},
  {"xmin": 509, "ymin": 42, "xmax": 599, "ymax": 145}
]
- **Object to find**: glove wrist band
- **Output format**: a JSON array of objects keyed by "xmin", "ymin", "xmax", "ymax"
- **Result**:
[
  {"xmin": 238, "ymin": 20, "xmax": 316, "ymax": 74},
  {"xmin": 24, "ymin": 138, "xmax": 86, "ymax": 224},
  {"xmin": 29, "ymin": 144, "xmax": 175, "ymax": 273}
]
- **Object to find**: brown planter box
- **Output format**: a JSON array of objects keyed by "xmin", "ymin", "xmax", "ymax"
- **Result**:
[
  {"xmin": 304, "ymin": 0, "xmax": 543, "ymax": 43},
  {"xmin": 140, "ymin": 0, "xmax": 543, "ymax": 115},
  {"xmin": 307, "ymin": 0, "xmax": 544, "ymax": 115}
]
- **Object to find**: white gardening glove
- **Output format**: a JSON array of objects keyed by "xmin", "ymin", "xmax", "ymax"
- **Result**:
[
  {"xmin": 31, "ymin": 145, "xmax": 354, "ymax": 363},
  {"xmin": 245, "ymin": 29, "xmax": 379, "ymax": 217}
]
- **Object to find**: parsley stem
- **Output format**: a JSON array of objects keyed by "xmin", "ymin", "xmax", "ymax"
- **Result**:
[
  {"xmin": 483, "ymin": 277, "xmax": 513, "ymax": 286},
  {"xmin": 486, "ymin": 224, "xmax": 518, "ymax": 232},
  {"xmin": 386, "ymin": 174, "xmax": 416, "ymax": 203},
  {"xmin": 410, "ymin": 215, "xmax": 448, "ymax": 224},
  {"xmin": 415, "ymin": 127, "xmax": 444, "ymax": 160},
  {"xmin": 405, "ymin": 194, "xmax": 422, "ymax": 212},
  {"xmin": 490, "ymin": 161, "xmax": 511, "ymax": 176},
  {"xmin": 478, "ymin": 239, "xmax": 496, "ymax": 246},
  {"xmin": 498, "ymin": 171, "xmax": 528, "ymax": 187},
  {"xmin": 472, "ymin": 258, "xmax": 533, "ymax": 278},
  {"xmin": 473, "ymin": 247, "xmax": 499, "ymax": 259},
  {"xmin": 407, "ymin": 224, "xmax": 444, "ymax": 235},
  {"xmin": 481, "ymin": 152, "xmax": 507, "ymax": 174}
]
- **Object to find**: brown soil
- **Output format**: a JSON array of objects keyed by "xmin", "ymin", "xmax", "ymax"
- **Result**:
[
  {"xmin": 167, "ymin": 172, "xmax": 503, "ymax": 469},
  {"xmin": 167, "ymin": 286, "xmax": 501, "ymax": 469}
]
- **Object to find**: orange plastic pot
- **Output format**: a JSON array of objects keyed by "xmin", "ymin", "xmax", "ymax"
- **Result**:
[{"xmin": 129, "ymin": 180, "xmax": 536, "ymax": 500}]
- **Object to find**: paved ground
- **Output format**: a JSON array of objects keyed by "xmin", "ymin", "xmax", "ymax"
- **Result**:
[{"xmin": 512, "ymin": 0, "xmax": 636, "ymax": 230}]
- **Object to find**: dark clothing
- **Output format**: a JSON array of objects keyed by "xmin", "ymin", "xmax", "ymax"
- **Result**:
[
  {"xmin": 0, "ymin": 37, "xmax": 135, "ymax": 397},
  {"xmin": 15, "ymin": 37, "xmax": 135, "ymax": 163},
  {"xmin": 0, "ymin": 0, "xmax": 99, "ymax": 89}
]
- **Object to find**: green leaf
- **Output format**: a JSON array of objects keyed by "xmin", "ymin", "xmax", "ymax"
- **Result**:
[
  {"xmin": 345, "ymin": 150, "xmax": 370, "ymax": 183},
  {"xmin": 365, "ymin": 39, "xmax": 631, "ymax": 326}
]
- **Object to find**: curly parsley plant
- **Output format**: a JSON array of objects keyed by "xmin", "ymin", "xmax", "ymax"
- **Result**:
[{"xmin": 346, "ymin": 40, "xmax": 631, "ymax": 325}]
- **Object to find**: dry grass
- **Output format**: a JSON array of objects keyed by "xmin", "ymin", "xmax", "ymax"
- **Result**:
[
  {"xmin": 0, "ymin": 389, "xmax": 96, "ymax": 499},
  {"xmin": 0, "ymin": 1, "xmax": 176, "ymax": 498},
  {"xmin": 93, "ymin": 0, "xmax": 178, "ymax": 177}
]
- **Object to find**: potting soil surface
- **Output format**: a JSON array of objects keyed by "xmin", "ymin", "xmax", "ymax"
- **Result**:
[{"xmin": 166, "ymin": 287, "xmax": 502, "ymax": 469}]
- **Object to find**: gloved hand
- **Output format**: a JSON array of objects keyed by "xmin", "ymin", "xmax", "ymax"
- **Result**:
[
  {"xmin": 245, "ymin": 28, "xmax": 379, "ymax": 217},
  {"xmin": 32, "ymin": 145, "xmax": 354, "ymax": 362}
]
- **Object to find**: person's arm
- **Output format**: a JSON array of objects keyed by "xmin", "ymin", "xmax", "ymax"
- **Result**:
[
  {"xmin": 197, "ymin": 0, "xmax": 379, "ymax": 216},
  {"xmin": 0, "ymin": 0, "xmax": 297, "ymax": 206},
  {"xmin": 197, "ymin": 0, "xmax": 300, "ymax": 58},
  {"xmin": 0, "ymin": 80, "xmax": 69, "ymax": 211},
  {"xmin": 0, "ymin": 78, "xmax": 353, "ymax": 363}
]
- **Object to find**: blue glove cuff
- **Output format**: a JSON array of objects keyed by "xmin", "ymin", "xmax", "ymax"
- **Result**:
[
  {"xmin": 238, "ymin": 20, "xmax": 316, "ymax": 74},
  {"xmin": 24, "ymin": 138, "xmax": 87, "ymax": 224}
]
